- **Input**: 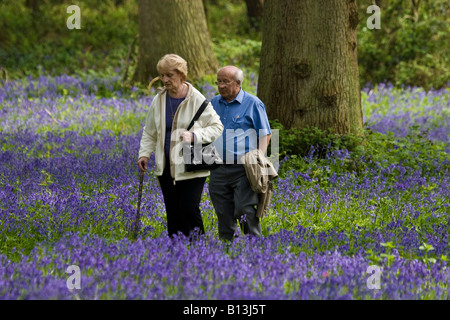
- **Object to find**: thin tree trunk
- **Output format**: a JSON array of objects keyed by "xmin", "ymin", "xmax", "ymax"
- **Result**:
[
  {"xmin": 258, "ymin": 0, "xmax": 363, "ymax": 135},
  {"xmin": 25, "ymin": 0, "xmax": 39, "ymax": 15},
  {"xmin": 245, "ymin": 0, "xmax": 264, "ymax": 18}
]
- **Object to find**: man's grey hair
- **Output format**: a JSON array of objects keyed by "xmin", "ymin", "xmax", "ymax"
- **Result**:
[
  {"xmin": 218, "ymin": 66, "xmax": 244, "ymax": 85},
  {"xmin": 235, "ymin": 68, "xmax": 244, "ymax": 84}
]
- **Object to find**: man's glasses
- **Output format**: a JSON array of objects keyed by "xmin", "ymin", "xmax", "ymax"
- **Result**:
[{"xmin": 215, "ymin": 80, "xmax": 235, "ymax": 86}]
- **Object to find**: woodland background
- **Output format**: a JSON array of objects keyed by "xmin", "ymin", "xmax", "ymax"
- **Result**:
[
  {"xmin": 0, "ymin": 0, "xmax": 448, "ymax": 90},
  {"xmin": 0, "ymin": 0, "xmax": 449, "ymax": 301}
]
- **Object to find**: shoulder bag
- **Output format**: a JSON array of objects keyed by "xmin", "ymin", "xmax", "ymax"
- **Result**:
[{"xmin": 182, "ymin": 100, "xmax": 223, "ymax": 172}]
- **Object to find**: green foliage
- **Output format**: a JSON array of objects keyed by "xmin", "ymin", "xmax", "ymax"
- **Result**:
[
  {"xmin": 270, "ymin": 119, "xmax": 365, "ymax": 159},
  {"xmin": 204, "ymin": 0, "xmax": 262, "ymax": 41},
  {"xmin": 357, "ymin": 0, "xmax": 449, "ymax": 89},
  {"xmin": 276, "ymin": 123, "xmax": 448, "ymax": 180},
  {"xmin": 205, "ymin": 0, "xmax": 263, "ymax": 90},
  {"xmin": 0, "ymin": 0, "xmax": 138, "ymax": 79},
  {"xmin": 1, "ymin": 0, "xmax": 448, "ymax": 90},
  {"xmin": 212, "ymin": 38, "xmax": 262, "ymax": 74},
  {"xmin": 361, "ymin": 127, "xmax": 448, "ymax": 173},
  {"xmin": 261, "ymin": 119, "xmax": 449, "ymax": 259}
]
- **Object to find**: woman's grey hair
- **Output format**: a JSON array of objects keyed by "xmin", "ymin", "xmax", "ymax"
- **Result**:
[{"xmin": 157, "ymin": 54, "xmax": 188, "ymax": 81}]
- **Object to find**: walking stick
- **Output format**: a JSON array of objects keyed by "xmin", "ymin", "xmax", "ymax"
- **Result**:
[{"xmin": 133, "ymin": 170, "xmax": 145, "ymax": 240}]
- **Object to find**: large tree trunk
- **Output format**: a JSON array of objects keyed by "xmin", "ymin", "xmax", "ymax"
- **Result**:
[
  {"xmin": 258, "ymin": 0, "xmax": 363, "ymax": 135},
  {"xmin": 133, "ymin": 0, "xmax": 218, "ymax": 84}
]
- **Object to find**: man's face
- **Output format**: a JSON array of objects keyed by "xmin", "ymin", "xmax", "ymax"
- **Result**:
[{"xmin": 216, "ymin": 69, "xmax": 241, "ymax": 102}]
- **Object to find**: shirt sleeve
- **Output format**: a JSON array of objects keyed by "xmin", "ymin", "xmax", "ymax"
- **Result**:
[{"xmin": 251, "ymin": 101, "xmax": 272, "ymax": 137}]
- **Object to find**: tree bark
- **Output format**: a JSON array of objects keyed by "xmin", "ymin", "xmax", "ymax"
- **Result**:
[
  {"xmin": 258, "ymin": 0, "xmax": 363, "ymax": 135},
  {"xmin": 133, "ymin": 0, "xmax": 218, "ymax": 84},
  {"xmin": 25, "ymin": 0, "xmax": 39, "ymax": 14},
  {"xmin": 245, "ymin": 0, "xmax": 264, "ymax": 18}
]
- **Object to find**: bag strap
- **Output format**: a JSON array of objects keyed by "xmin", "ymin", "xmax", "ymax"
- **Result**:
[{"xmin": 187, "ymin": 99, "xmax": 209, "ymax": 131}]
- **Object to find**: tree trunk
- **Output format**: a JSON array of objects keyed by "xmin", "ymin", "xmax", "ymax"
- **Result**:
[
  {"xmin": 25, "ymin": 0, "xmax": 40, "ymax": 22},
  {"xmin": 25, "ymin": 0, "xmax": 39, "ymax": 14},
  {"xmin": 245, "ymin": 0, "xmax": 264, "ymax": 28},
  {"xmin": 133, "ymin": 0, "xmax": 218, "ymax": 84},
  {"xmin": 245, "ymin": 0, "xmax": 264, "ymax": 18},
  {"xmin": 258, "ymin": 0, "xmax": 363, "ymax": 135}
]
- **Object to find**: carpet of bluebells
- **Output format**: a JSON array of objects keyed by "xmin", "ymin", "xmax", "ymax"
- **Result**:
[{"xmin": 0, "ymin": 74, "xmax": 449, "ymax": 300}]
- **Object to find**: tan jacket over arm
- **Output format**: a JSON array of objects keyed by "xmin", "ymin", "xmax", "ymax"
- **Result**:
[{"xmin": 242, "ymin": 149, "xmax": 278, "ymax": 219}]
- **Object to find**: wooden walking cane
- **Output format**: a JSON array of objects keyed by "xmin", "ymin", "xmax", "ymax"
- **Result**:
[
  {"xmin": 132, "ymin": 80, "xmax": 157, "ymax": 240},
  {"xmin": 133, "ymin": 170, "xmax": 145, "ymax": 240}
]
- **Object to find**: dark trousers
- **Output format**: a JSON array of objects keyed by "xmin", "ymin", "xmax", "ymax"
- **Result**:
[
  {"xmin": 158, "ymin": 160, "xmax": 206, "ymax": 239},
  {"xmin": 209, "ymin": 164, "xmax": 262, "ymax": 241}
]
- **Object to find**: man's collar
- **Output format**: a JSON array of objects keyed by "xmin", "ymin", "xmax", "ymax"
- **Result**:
[{"xmin": 220, "ymin": 89, "xmax": 244, "ymax": 104}]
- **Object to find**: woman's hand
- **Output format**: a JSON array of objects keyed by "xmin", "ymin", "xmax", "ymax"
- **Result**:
[
  {"xmin": 180, "ymin": 131, "xmax": 194, "ymax": 144},
  {"xmin": 137, "ymin": 157, "xmax": 149, "ymax": 172}
]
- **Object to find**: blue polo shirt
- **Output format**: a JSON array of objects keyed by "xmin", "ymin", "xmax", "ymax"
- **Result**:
[{"xmin": 211, "ymin": 89, "xmax": 271, "ymax": 163}]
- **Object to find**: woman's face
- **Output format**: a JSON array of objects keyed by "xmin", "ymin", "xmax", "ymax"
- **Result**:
[{"xmin": 160, "ymin": 69, "xmax": 184, "ymax": 92}]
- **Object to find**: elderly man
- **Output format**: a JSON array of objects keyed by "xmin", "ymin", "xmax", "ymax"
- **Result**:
[{"xmin": 209, "ymin": 66, "xmax": 272, "ymax": 241}]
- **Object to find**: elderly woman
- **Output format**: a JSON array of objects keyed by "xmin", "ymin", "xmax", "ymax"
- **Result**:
[{"xmin": 137, "ymin": 54, "xmax": 223, "ymax": 239}]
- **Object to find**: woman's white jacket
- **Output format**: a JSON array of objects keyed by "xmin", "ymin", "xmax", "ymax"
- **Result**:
[{"xmin": 138, "ymin": 82, "xmax": 224, "ymax": 181}]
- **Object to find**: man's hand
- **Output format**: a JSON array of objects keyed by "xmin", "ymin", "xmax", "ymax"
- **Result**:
[{"xmin": 137, "ymin": 157, "xmax": 149, "ymax": 172}]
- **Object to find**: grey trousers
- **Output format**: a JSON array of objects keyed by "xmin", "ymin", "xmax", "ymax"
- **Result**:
[{"xmin": 209, "ymin": 164, "xmax": 262, "ymax": 241}]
